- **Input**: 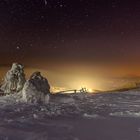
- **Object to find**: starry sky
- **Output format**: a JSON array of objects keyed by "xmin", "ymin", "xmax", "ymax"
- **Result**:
[{"xmin": 1, "ymin": 0, "xmax": 140, "ymax": 90}]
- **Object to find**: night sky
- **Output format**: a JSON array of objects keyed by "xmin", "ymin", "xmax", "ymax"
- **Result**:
[{"xmin": 1, "ymin": 0, "xmax": 140, "ymax": 90}]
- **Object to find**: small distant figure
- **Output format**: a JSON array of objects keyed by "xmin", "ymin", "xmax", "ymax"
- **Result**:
[
  {"xmin": 135, "ymin": 82, "xmax": 140, "ymax": 88},
  {"xmin": 80, "ymin": 87, "xmax": 88, "ymax": 93},
  {"xmin": 74, "ymin": 89, "xmax": 77, "ymax": 94}
]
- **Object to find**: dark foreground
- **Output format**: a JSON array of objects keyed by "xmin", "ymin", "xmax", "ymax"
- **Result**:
[
  {"xmin": 0, "ymin": 91, "xmax": 140, "ymax": 140},
  {"xmin": 0, "ymin": 117, "xmax": 140, "ymax": 140}
]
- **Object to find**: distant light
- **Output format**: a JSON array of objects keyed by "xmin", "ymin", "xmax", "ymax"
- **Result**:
[{"xmin": 88, "ymin": 88, "xmax": 93, "ymax": 93}]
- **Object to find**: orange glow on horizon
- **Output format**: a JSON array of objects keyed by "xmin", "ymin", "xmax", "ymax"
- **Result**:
[{"xmin": 0, "ymin": 64, "xmax": 140, "ymax": 92}]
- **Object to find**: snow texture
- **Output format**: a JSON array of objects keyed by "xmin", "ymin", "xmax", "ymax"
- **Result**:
[
  {"xmin": 0, "ymin": 91, "xmax": 140, "ymax": 139},
  {"xmin": 22, "ymin": 72, "xmax": 50, "ymax": 104},
  {"xmin": 1, "ymin": 63, "xmax": 140, "ymax": 139},
  {"xmin": 1, "ymin": 63, "xmax": 25, "ymax": 94}
]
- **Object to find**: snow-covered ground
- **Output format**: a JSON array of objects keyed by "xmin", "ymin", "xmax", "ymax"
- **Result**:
[{"xmin": 1, "ymin": 91, "xmax": 140, "ymax": 139}]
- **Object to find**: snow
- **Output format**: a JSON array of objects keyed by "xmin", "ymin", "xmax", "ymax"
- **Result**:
[
  {"xmin": 1, "ymin": 91, "xmax": 140, "ymax": 118},
  {"xmin": 110, "ymin": 111, "xmax": 140, "ymax": 118},
  {"xmin": 1, "ymin": 91, "xmax": 140, "ymax": 139},
  {"xmin": 83, "ymin": 113, "xmax": 102, "ymax": 119}
]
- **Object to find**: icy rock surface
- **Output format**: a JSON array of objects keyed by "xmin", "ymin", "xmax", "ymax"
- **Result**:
[
  {"xmin": 22, "ymin": 72, "xmax": 50, "ymax": 104},
  {"xmin": 1, "ymin": 63, "xmax": 26, "ymax": 94}
]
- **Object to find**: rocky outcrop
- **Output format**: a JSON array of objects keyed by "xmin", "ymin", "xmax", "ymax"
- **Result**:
[
  {"xmin": 1, "ymin": 63, "xmax": 26, "ymax": 94},
  {"xmin": 22, "ymin": 72, "xmax": 50, "ymax": 104},
  {"xmin": 0, "ymin": 63, "xmax": 51, "ymax": 104}
]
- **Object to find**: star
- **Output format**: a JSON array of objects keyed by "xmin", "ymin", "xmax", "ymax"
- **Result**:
[
  {"xmin": 121, "ymin": 31, "xmax": 124, "ymax": 35},
  {"xmin": 85, "ymin": 14, "xmax": 89, "ymax": 17},
  {"xmin": 59, "ymin": 4, "xmax": 63, "ymax": 8},
  {"xmin": 44, "ymin": 0, "xmax": 47, "ymax": 6},
  {"xmin": 16, "ymin": 46, "xmax": 20, "ymax": 50},
  {"xmin": 61, "ymin": 39, "xmax": 65, "ymax": 43}
]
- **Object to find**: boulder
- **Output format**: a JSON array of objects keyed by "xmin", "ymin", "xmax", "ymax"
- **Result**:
[
  {"xmin": 1, "ymin": 63, "xmax": 26, "ymax": 94},
  {"xmin": 22, "ymin": 72, "xmax": 50, "ymax": 104}
]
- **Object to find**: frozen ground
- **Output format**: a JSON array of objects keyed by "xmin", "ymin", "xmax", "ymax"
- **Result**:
[{"xmin": 0, "ymin": 91, "xmax": 140, "ymax": 139}]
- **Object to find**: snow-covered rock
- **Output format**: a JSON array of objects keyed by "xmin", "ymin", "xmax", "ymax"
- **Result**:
[
  {"xmin": 22, "ymin": 72, "xmax": 50, "ymax": 104},
  {"xmin": 1, "ymin": 63, "xmax": 26, "ymax": 94}
]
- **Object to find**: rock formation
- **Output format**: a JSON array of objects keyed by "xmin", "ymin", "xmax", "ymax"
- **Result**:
[
  {"xmin": 22, "ymin": 72, "xmax": 50, "ymax": 104},
  {"xmin": 0, "ymin": 63, "xmax": 51, "ymax": 104},
  {"xmin": 1, "ymin": 63, "xmax": 26, "ymax": 94}
]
